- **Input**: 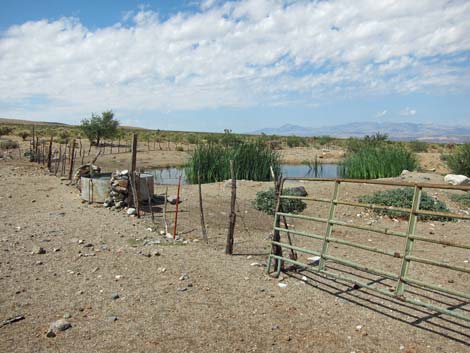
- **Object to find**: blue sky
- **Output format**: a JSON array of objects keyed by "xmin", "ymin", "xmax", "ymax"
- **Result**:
[{"xmin": 1, "ymin": 0, "xmax": 469, "ymax": 132}]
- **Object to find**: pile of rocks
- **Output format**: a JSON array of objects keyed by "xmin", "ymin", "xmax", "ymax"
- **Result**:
[
  {"xmin": 104, "ymin": 170, "xmax": 129, "ymax": 209},
  {"xmin": 73, "ymin": 164, "xmax": 101, "ymax": 186}
]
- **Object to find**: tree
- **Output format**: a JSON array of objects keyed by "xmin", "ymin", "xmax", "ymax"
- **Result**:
[{"xmin": 80, "ymin": 110, "xmax": 119, "ymax": 146}]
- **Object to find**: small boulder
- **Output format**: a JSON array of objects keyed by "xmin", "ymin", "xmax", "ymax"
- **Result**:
[
  {"xmin": 49, "ymin": 319, "xmax": 71, "ymax": 334},
  {"xmin": 444, "ymin": 174, "xmax": 470, "ymax": 186},
  {"xmin": 127, "ymin": 208, "xmax": 136, "ymax": 216},
  {"xmin": 32, "ymin": 245, "xmax": 46, "ymax": 255},
  {"xmin": 167, "ymin": 196, "xmax": 181, "ymax": 205},
  {"xmin": 289, "ymin": 186, "xmax": 308, "ymax": 197}
]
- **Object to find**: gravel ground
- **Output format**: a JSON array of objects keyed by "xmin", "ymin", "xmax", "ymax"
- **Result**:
[{"xmin": 0, "ymin": 159, "xmax": 469, "ymax": 353}]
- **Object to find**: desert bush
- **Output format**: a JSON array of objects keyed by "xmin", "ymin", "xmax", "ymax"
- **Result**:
[
  {"xmin": 0, "ymin": 139, "xmax": 19, "ymax": 149},
  {"xmin": 316, "ymin": 135, "xmax": 333, "ymax": 146},
  {"xmin": 359, "ymin": 187, "xmax": 451, "ymax": 221},
  {"xmin": 451, "ymin": 192, "xmax": 470, "ymax": 207},
  {"xmin": 442, "ymin": 143, "xmax": 470, "ymax": 176},
  {"xmin": 0, "ymin": 126, "xmax": 13, "ymax": 137},
  {"xmin": 186, "ymin": 142, "xmax": 280, "ymax": 184},
  {"xmin": 253, "ymin": 188, "xmax": 307, "ymax": 215},
  {"xmin": 340, "ymin": 145, "xmax": 417, "ymax": 179},
  {"xmin": 17, "ymin": 131, "xmax": 31, "ymax": 141},
  {"xmin": 408, "ymin": 140, "xmax": 428, "ymax": 153},
  {"xmin": 286, "ymin": 135, "xmax": 307, "ymax": 148}
]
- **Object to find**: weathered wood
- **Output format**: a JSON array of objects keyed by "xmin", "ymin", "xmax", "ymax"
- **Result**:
[
  {"xmin": 135, "ymin": 172, "xmax": 141, "ymax": 218},
  {"xmin": 173, "ymin": 175, "xmax": 182, "ymax": 238},
  {"xmin": 68, "ymin": 139, "xmax": 76, "ymax": 180},
  {"xmin": 128, "ymin": 134, "xmax": 138, "ymax": 208},
  {"xmin": 146, "ymin": 179, "xmax": 155, "ymax": 224},
  {"xmin": 271, "ymin": 174, "xmax": 283, "ymax": 268},
  {"xmin": 47, "ymin": 136, "xmax": 53, "ymax": 171},
  {"xmin": 163, "ymin": 187, "xmax": 169, "ymax": 234},
  {"xmin": 225, "ymin": 160, "xmax": 237, "ymax": 255},
  {"xmin": 198, "ymin": 170, "xmax": 208, "ymax": 243}
]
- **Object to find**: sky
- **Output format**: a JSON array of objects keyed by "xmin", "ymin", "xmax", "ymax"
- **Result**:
[{"xmin": 0, "ymin": 0, "xmax": 469, "ymax": 132}]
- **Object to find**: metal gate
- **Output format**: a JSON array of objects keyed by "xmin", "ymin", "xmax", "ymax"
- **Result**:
[{"xmin": 267, "ymin": 177, "xmax": 470, "ymax": 321}]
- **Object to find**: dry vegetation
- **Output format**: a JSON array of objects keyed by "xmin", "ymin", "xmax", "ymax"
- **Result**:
[{"xmin": 1, "ymin": 120, "xmax": 469, "ymax": 352}]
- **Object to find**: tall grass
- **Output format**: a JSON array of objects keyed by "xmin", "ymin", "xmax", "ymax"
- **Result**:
[
  {"xmin": 340, "ymin": 145, "xmax": 417, "ymax": 179},
  {"xmin": 186, "ymin": 142, "xmax": 280, "ymax": 183}
]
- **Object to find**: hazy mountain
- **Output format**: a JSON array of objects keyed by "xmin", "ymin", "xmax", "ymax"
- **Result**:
[{"xmin": 252, "ymin": 122, "xmax": 470, "ymax": 143}]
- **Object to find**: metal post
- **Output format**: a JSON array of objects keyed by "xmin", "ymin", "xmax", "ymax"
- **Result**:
[
  {"xmin": 318, "ymin": 180, "xmax": 341, "ymax": 271},
  {"xmin": 396, "ymin": 185, "xmax": 422, "ymax": 295}
]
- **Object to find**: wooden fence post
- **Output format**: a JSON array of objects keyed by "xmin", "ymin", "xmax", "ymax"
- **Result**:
[
  {"xmin": 68, "ymin": 139, "xmax": 76, "ymax": 180},
  {"xmin": 198, "ymin": 169, "xmax": 208, "ymax": 244},
  {"xmin": 225, "ymin": 160, "xmax": 237, "ymax": 255}
]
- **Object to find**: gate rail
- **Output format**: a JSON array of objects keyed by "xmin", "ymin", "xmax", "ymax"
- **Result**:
[{"xmin": 267, "ymin": 177, "xmax": 470, "ymax": 321}]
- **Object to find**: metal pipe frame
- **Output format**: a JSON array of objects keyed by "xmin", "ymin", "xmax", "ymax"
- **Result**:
[{"xmin": 267, "ymin": 178, "xmax": 470, "ymax": 322}]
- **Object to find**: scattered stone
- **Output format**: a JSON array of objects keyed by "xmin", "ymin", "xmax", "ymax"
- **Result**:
[
  {"xmin": 444, "ymin": 174, "xmax": 470, "ymax": 186},
  {"xmin": 63, "ymin": 313, "xmax": 72, "ymax": 319},
  {"xmin": 301, "ymin": 276, "xmax": 308, "ymax": 282},
  {"xmin": 127, "ymin": 208, "xmax": 136, "ymax": 216},
  {"xmin": 401, "ymin": 170, "xmax": 410, "ymax": 176},
  {"xmin": 49, "ymin": 319, "xmax": 71, "ymax": 333},
  {"xmin": 53, "ymin": 248, "xmax": 60, "ymax": 252},
  {"xmin": 187, "ymin": 282, "xmax": 193, "ymax": 287},
  {"xmin": 31, "ymin": 199, "xmax": 36, "ymax": 203},
  {"xmin": 107, "ymin": 316, "xmax": 118, "ymax": 322},
  {"xmin": 355, "ymin": 325, "xmax": 363, "ymax": 331},
  {"xmin": 177, "ymin": 287, "xmax": 187, "ymax": 292},
  {"xmin": 307, "ymin": 256, "xmax": 321, "ymax": 266},
  {"xmin": 111, "ymin": 293, "xmax": 120, "ymax": 300},
  {"xmin": 32, "ymin": 245, "xmax": 46, "ymax": 255},
  {"xmin": 278, "ymin": 283, "xmax": 287, "ymax": 289},
  {"xmin": 179, "ymin": 273, "xmax": 189, "ymax": 281},
  {"xmin": 167, "ymin": 195, "xmax": 181, "ymax": 205}
]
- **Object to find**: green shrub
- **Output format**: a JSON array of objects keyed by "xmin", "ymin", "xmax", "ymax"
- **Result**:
[
  {"xmin": 408, "ymin": 140, "xmax": 428, "ymax": 153},
  {"xmin": 0, "ymin": 126, "xmax": 13, "ymax": 137},
  {"xmin": 316, "ymin": 135, "xmax": 333, "ymax": 146},
  {"xmin": 253, "ymin": 188, "xmax": 307, "ymax": 215},
  {"xmin": 340, "ymin": 145, "xmax": 418, "ymax": 179},
  {"xmin": 451, "ymin": 192, "xmax": 470, "ymax": 207},
  {"xmin": 185, "ymin": 142, "xmax": 280, "ymax": 184},
  {"xmin": 286, "ymin": 135, "xmax": 307, "ymax": 148},
  {"xmin": 359, "ymin": 188, "xmax": 451, "ymax": 221},
  {"xmin": 0, "ymin": 139, "xmax": 19, "ymax": 149},
  {"xmin": 442, "ymin": 143, "xmax": 470, "ymax": 176},
  {"xmin": 17, "ymin": 131, "xmax": 31, "ymax": 141}
]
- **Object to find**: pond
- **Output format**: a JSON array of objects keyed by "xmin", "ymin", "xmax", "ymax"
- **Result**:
[{"xmin": 146, "ymin": 164, "xmax": 340, "ymax": 185}]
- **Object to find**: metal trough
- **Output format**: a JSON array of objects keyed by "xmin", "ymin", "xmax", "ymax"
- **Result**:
[
  {"xmin": 80, "ymin": 173, "xmax": 112, "ymax": 203},
  {"xmin": 80, "ymin": 173, "xmax": 154, "ymax": 203}
]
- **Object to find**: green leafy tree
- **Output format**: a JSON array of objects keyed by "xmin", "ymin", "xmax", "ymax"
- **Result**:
[{"xmin": 80, "ymin": 110, "xmax": 119, "ymax": 146}]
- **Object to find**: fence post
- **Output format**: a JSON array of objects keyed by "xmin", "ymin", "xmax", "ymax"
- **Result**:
[
  {"xmin": 68, "ymin": 139, "xmax": 76, "ymax": 180},
  {"xmin": 319, "ymin": 180, "xmax": 341, "ymax": 271},
  {"xmin": 396, "ymin": 185, "xmax": 422, "ymax": 296},
  {"xmin": 225, "ymin": 160, "xmax": 237, "ymax": 255},
  {"xmin": 198, "ymin": 169, "xmax": 208, "ymax": 243}
]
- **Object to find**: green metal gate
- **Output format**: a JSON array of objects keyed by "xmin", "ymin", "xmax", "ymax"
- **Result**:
[{"xmin": 267, "ymin": 177, "xmax": 470, "ymax": 321}]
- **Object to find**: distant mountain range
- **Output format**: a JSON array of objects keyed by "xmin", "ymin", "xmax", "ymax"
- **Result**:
[{"xmin": 251, "ymin": 122, "xmax": 470, "ymax": 143}]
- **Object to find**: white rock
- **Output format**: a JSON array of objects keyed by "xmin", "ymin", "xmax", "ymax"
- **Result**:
[
  {"xmin": 307, "ymin": 256, "xmax": 321, "ymax": 265},
  {"xmin": 301, "ymin": 276, "xmax": 308, "ymax": 282},
  {"xmin": 401, "ymin": 170, "xmax": 410, "ymax": 176},
  {"xmin": 278, "ymin": 283, "xmax": 288, "ymax": 288},
  {"xmin": 444, "ymin": 174, "xmax": 470, "ymax": 186},
  {"xmin": 127, "ymin": 208, "xmax": 136, "ymax": 215}
]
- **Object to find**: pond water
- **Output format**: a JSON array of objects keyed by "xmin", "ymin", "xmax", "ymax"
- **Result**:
[{"xmin": 145, "ymin": 164, "xmax": 340, "ymax": 185}]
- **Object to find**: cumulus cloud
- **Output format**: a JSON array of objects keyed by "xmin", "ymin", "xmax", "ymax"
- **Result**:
[
  {"xmin": 0, "ymin": 0, "xmax": 469, "ymax": 121},
  {"xmin": 375, "ymin": 110, "xmax": 387, "ymax": 118},
  {"xmin": 400, "ymin": 107, "xmax": 417, "ymax": 116}
]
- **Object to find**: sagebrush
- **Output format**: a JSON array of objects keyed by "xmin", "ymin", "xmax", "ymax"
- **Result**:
[{"xmin": 253, "ymin": 188, "xmax": 307, "ymax": 215}]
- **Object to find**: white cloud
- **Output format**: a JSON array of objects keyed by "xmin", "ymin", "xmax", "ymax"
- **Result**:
[
  {"xmin": 375, "ymin": 110, "xmax": 387, "ymax": 118},
  {"xmin": 0, "ymin": 0, "xmax": 469, "ymax": 121},
  {"xmin": 400, "ymin": 107, "xmax": 417, "ymax": 116}
]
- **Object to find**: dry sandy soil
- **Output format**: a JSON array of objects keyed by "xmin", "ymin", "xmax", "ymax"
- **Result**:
[{"xmin": 0, "ymin": 153, "xmax": 469, "ymax": 352}]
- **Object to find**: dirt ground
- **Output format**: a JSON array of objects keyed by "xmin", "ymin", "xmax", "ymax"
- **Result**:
[{"xmin": 1, "ymin": 153, "xmax": 469, "ymax": 353}]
